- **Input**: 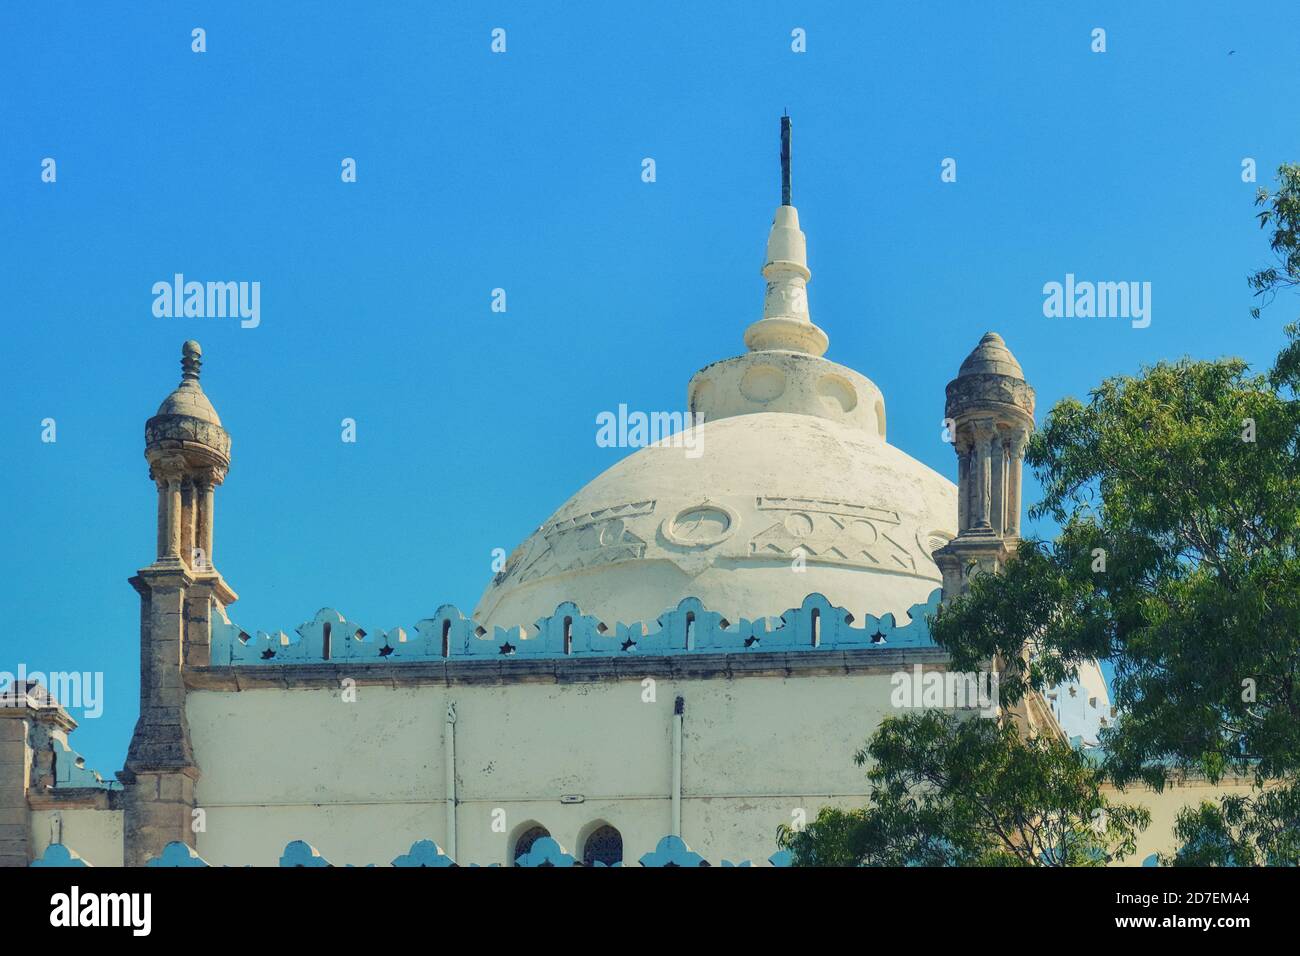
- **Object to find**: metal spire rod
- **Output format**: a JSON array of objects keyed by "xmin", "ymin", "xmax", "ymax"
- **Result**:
[{"xmin": 780, "ymin": 113, "xmax": 792, "ymax": 206}]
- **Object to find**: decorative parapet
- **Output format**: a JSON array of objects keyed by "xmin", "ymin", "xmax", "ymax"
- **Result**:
[
  {"xmin": 279, "ymin": 840, "xmax": 330, "ymax": 867},
  {"xmin": 146, "ymin": 843, "xmax": 209, "ymax": 867},
  {"xmin": 515, "ymin": 836, "xmax": 577, "ymax": 867},
  {"xmin": 210, "ymin": 590, "xmax": 942, "ymax": 666},
  {"xmin": 640, "ymin": 835, "xmax": 707, "ymax": 867},
  {"xmin": 31, "ymin": 844, "xmax": 92, "ymax": 867},
  {"xmin": 119, "ymin": 836, "xmax": 793, "ymax": 867},
  {"xmin": 391, "ymin": 840, "xmax": 455, "ymax": 867},
  {"xmin": 51, "ymin": 737, "xmax": 122, "ymax": 791}
]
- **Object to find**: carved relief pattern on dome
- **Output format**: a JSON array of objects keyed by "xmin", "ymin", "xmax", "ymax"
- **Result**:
[
  {"xmin": 748, "ymin": 498, "xmax": 918, "ymax": 572},
  {"xmin": 512, "ymin": 500, "xmax": 656, "ymax": 583},
  {"xmin": 545, "ymin": 500, "xmax": 656, "ymax": 535},
  {"xmin": 755, "ymin": 497, "xmax": 899, "ymax": 523},
  {"xmin": 663, "ymin": 504, "xmax": 735, "ymax": 548}
]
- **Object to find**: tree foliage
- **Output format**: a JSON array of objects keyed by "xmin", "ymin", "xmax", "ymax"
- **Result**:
[
  {"xmin": 934, "ymin": 356, "xmax": 1300, "ymax": 789},
  {"xmin": 1164, "ymin": 778, "xmax": 1300, "ymax": 866},
  {"xmin": 928, "ymin": 164, "xmax": 1300, "ymax": 864},
  {"xmin": 787, "ymin": 165, "xmax": 1300, "ymax": 866},
  {"xmin": 776, "ymin": 712, "xmax": 1149, "ymax": 866}
]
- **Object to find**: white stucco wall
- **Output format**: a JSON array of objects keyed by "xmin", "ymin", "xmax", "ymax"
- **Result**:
[
  {"xmin": 1106, "ymin": 778, "xmax": 1259, "ymax": 866},
  {"xmin": 176, "ymin": 668, "xmax": 1256, "ymax": 868},
  {"xmin": 187, "ymin": 671, "xmax": 911, "ymax": 866},
  {"xmin": 30, "ymin": 807, "xmax": 123, "ymax": 867}
]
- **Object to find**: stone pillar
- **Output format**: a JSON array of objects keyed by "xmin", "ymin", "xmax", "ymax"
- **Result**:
[
  {"xmin": 990, "ymin": 430, "xmax": 1006, "ymax": 537},
  {"xmin": 181, "ymin": 480, "xmax": 197, "ymax": 569},
  {"xmin": 0, "ymin": 716, "xmax": 31, "ymax": 867},
  {"xmin": 122, "ymin": 565, "xmax": 198, "ymax": 866},
  {"xmin": 183, "ymin": 576, "xmax": 235, "ymax": 670},
  {"xmin": 1006, "ymin": 430, "xmax": 1028, "ymax": 538},
  {"xmin": 165, "ymin": 477, "xmax": 182, "ymax": 559},
  {"xmin": 154, "ymin": 481, "xmax": 168, "ymax": 560},
  {"xmin": 122, "ymin": 771, "xmax": 197, "ymax": 868},
  {"xmin": 197, "ymin": 478, "xmax": 215, "ymax": 569},
  {"xmin": 955, "ymin": 438, "xmax": 971, "ymax": 532},
  {"xmin": 973, "ymin": 421, "xmax": 995, "ymax": 529}
]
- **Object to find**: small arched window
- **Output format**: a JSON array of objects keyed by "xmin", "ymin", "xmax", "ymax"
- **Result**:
[
  {"xmin": 513, "ymin": 824, "xmax": 550, "ymax": 865},
  {"xmin": 582, "ymin": 824, "xmax": 623, "ymax": 867}
]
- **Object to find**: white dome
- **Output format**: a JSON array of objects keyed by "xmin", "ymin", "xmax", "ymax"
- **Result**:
[
  {"xmin": 475, "ymin": 193, "xmax": 959, "ymax": 631},
  {"xmin": 474, "ymin": 412, "xmax": 957, "ymax": 630}
]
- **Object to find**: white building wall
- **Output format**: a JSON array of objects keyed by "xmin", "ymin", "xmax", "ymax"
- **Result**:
[
  {"xmin": 187, "ymin": 671, "xmax": 908, "ymax": 866},
  {"xmin": 30, "ymin": 808, "xmax": 123, "ymax": 867}
]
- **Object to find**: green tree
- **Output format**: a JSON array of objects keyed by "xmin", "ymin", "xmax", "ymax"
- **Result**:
[
  {"xmin": 929, "ymin": 164, "xmax": 1300, "ymax": 864},
  {"xmin": 783, "ymin": 165, "xmax": 1300, "ymax": 867},
  {"xmin": 1164, "ymin": 781, "xmax": 1300, "ymax": 866},
  {"xmin": 776, "ymin": 712, "xmax": 1149, "ymax": 866},
  {"xmin": 935, "ymin": 356, "xmax": 1300, "ymax": 789}
]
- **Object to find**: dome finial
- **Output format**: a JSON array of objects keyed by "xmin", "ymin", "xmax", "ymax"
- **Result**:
[
  {"xmin": 181, "ymin": 340, "xmax": 202, "ymax": 384},
  {"xmin": 742, "ymin": 114, "xmax": 830, "ymax": 356}
]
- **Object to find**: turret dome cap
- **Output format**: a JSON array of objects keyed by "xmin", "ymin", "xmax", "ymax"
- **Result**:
[{"xmin": 957, "ymin": 332, "xmax": 1025, "ymax": 380}]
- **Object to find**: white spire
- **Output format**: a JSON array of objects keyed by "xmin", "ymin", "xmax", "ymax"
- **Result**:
[
  {"xmin": 742, "ymin": 116, "xmax": 829, "ymax": 356},
  {"xmin": 744, "ymin": 205, "xmax": 829, "ymax": 355}
]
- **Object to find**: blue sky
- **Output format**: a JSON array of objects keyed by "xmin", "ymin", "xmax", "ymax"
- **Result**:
[{"xmin": 2, "ymin": 1, "xmax": 1298, "ymax": 769}]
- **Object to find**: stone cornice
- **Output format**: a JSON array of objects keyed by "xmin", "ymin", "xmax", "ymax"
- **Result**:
[
  {"xmin": 145, "ymin": 412, "xmax": 231, "ymax": 467},
  {"xmin": 945, "ymin": 372, "xmax": 1036, "ymax": 423},
  {"xmin": 0, "ymin": 692, "xmax": 77, "ymax": 733},
  {"xmin": 186, "ymin": 645, "xmax": 953, "ymax": 691},
  {"xmin": 27, "ymin": 787, "xmax": 122, "ymax": 811}
]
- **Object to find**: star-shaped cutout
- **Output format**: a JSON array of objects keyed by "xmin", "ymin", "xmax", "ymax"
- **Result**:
[
  {"xmin": 620, "ymin": 638, "xmax": 637, "ymax": 652},
  {"xmin": 870, "ymin": 630, "xmax": 887, "ymax": 645},
  {"xmin": 498, "ymin": 641, "xmax": 515, "ymax": 656}
]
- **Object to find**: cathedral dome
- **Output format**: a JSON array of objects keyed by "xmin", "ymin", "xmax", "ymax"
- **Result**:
[
  {"xmin": 474, "ymin": 412, "xmax": 956, "ymax": 630},
  {"xmin": 475, "ymin": 124, "xmax": 956, "ymax": 630}
]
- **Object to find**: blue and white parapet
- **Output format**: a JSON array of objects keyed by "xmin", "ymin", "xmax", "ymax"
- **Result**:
[
  {"xmin": 31, "ymin": 837, "xmax": 794, "ymax": 868},
  {"xmin": 208, "ymin": 589, "xmax": 944, "ymax": 666}
]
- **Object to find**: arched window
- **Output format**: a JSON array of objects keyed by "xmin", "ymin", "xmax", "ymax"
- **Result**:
[
  {"xmin": 512, "ymin": 824, "xmax": 550, "ymax": 865},
  {"xmin": 582, "ymin": 824, "xmax": 623, "ymax": 867}
]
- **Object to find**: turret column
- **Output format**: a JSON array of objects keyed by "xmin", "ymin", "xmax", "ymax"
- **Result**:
[
  {"xmin": 955, "ymin": 437, "xmax": 971, "ymax": 532},
  {"xmin": 1005, "ymin": 430, "xmax": 1028, "ymax": 539},
  {"xmin": 123, "ymin": 341, "xmax": 237, "ymax": 865},
  {"xmin": 933, "ymin": 333, "xmax": 1035, "ymax": 599}
]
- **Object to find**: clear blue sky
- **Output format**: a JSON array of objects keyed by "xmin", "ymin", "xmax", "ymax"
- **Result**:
[{"xmin": 2, "ymin": 1, "xmax": 1298, "ymax": 770}]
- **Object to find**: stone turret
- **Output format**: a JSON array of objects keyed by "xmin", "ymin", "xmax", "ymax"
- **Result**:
[
  {"xmin": 933, "ymin": 332, "xmax": 1035, "ymax": 596},
  {"xmin": 121, "ymin": 341, "xmax": 238, "ymax": 865},
  {"xmin": 144, "ymin": 340, "xmax": 230, "ymax": 572}
]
